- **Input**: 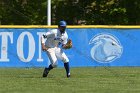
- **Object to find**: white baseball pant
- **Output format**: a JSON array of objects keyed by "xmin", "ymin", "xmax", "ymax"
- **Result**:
[{"xmin": 46, "ymin": 47, "xmax": 69, "ymax": 67}]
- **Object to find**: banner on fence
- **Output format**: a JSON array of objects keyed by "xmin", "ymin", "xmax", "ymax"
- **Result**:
[{"xmin": 0, "ymin": 28, "xmax": 140, "ymax": 67}]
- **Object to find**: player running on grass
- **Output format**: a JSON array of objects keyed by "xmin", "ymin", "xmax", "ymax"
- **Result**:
[{"xmin": 41, "ymin": 21, "xmax": 72, "ymax": 78}]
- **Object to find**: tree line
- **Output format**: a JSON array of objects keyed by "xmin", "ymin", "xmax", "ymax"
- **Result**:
[{"xmin": 0, "ymin": 0, "xmax": 140, "ymax": 25}]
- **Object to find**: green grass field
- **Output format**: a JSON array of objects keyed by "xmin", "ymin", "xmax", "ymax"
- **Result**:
[{"xmin": 0, "ymin": 67, "xmax": 140, "ymax": 93}]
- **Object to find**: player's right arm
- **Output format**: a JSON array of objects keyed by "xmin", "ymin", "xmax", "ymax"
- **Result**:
[
  {"xmin": 41, "ymin": 31, "xmax": 54, "ymax": 51},
  {"xmin": 41, "ymin": 36, "xmax": 48, "ymax": 51}
]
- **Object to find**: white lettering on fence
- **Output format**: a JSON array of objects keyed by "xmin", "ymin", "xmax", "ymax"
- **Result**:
[
  {"xmin": 37, "ymin": 32, "xmax": 45, "ymax": 62},
  {"xmin": 0, "ymin": 32, "xmax": 13, "ymax": 62},
  {"xmin": 17, "ymin": 32, "xmax": 35, "ymax": 62}
]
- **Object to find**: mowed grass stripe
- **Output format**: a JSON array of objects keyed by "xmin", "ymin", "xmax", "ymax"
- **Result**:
[{"xmin": 0, "ymin": 67, "xmax": 140, "ymax": 93}]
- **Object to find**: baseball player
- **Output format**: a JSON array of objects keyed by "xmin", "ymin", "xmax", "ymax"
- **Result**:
[{"xmin": 41, "ymin": 21, "xmax": 72, "ymax": 78}]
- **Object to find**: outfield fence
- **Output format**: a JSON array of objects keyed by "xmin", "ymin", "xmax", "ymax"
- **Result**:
[{"xmin": 0, "ymin": 25, "xmax": 140, "ymax": 67}]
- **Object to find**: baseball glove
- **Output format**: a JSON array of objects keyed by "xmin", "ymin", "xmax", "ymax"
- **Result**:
[{"xmin": 63, "ymin": 39, "xmax": 72, "ymax": 49}]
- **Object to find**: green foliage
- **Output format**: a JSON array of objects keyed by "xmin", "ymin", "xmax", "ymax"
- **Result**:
[
  {"xmin": 0, "ymin": 0, "xmax": 140, "ymax": 25},
  {"xmin": 0, "ymin": 0, "xmax": 47, "ymax": 25}
]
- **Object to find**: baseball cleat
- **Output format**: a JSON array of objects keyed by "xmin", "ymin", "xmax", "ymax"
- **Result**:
[
  {"xmin": 42, "ymin": 68, "xmax": 49, "ymax": 77},
  {"xmin": 67, "ymin": 73, "xmax": 70, "ymax": 78}
]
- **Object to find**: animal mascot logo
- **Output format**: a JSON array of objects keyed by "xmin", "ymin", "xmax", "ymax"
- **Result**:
[{"xmin": 89, "ymin": 33, "xmax": 123, "ymax": 63}]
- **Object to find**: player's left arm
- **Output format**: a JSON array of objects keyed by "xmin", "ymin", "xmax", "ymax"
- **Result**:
[{"xmin": 62, "ymin": 39, "xmax": 72, "ymax": 49}]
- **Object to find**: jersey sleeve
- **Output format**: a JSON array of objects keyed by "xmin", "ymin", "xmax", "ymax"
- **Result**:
[
  {"xmin": 62, "ymin": 39, "xmax": 67, "ymax": 45},
  {"xmin": 41, "ymin": 30, "xmax": 54, "ymax": 44},
  {"xmin": 41, "ymin": 35, "xmax": 46, "ymax": 44},
  {"xmin": 62, "ymin": 33, "xmax": 68, "ymax": 45}
]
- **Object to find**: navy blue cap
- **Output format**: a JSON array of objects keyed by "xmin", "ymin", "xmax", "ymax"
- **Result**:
[{"xmin": 59, "ymin": 21, "xmax": 67, "ymax": 26}]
